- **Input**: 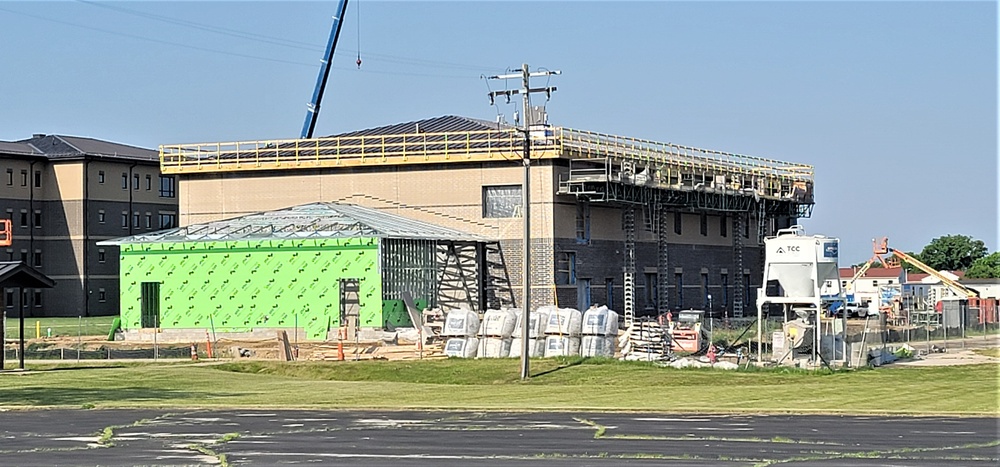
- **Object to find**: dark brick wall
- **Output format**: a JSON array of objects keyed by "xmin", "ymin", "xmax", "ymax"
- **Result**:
[{"xmin": 550, "ymin": 238, "xmax": 762, "ymax": 316}]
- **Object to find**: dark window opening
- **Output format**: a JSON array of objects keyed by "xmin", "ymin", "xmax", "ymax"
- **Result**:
[
  {"xmin": 674, "ymin": 211, "xmax": 682, "ymax": 235},
  {"xmin": 159, "ymin": 175, "xmax": 176, "ymax": 198}
]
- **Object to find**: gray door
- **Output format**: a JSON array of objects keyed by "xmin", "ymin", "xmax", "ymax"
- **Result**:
[{"xmin": 339, "ymin": 279, "xmax": 360, "ymax": 337}]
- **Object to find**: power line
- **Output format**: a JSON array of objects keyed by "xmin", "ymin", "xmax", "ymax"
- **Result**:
[
  {"xmin": 76, "ymin": 0, "xmax": 323, "ymax": 51},
  {"xmin": 74, "ymin": 0, "xmax": 499, "ymax": 73},
  {"xmin": 0, "ymin": 6, "xmax": 316, "ymax": 67}
]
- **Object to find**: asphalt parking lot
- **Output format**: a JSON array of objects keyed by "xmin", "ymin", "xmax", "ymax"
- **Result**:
[{"xmin": 0, "ymin": 410, "xmax": 996, "ymax": 466}]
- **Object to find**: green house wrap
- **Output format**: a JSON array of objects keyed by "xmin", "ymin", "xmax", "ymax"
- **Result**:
[{"xmin": 103, "ymin": 202, "xmax": 487, "ymax": 340}]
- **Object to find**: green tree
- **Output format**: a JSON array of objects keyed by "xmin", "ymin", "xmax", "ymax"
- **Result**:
[
  {"xmin": 917, "ymin": 235, "xmax": 987, "ymax": 271},
  {"xmin": 966, "ymin": 252, "xmax": 1000, "ymax": 278}
]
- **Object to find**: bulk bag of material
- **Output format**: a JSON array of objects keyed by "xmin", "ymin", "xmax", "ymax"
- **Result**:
[
  {"xmin": 511, "ymin": 308, "xmax": 549, "ymax": 339},
  {"xmin": 509, "ymin": 338, "xmax": 546, "ymax": 358},
  {"xmin": 477, "ymin": 337, "xmax": 513, "ymax": 358},
  {"xmin": 582, "ymin": 306, "xmax": 619, "ymax": 336},
  {"xmin": 442, "ymin": 308, "xmax": 480, "ymax": 337},
  {"xmin": 444, "ymin": 337, "xmax": 479, "ymax": 358},
  {"xmin": 480, "ymin": 308, "xmax": 518, "ymax": 338},
  {"xmin": 581, "ymin": 335, "xmax": 616, "ymax": 357},
  {"xmin": 543, "ymin": 335, "xmax": 581, "ymax": 357},
  {"xmin": 544, "ymin": 308, "xmax": 583, "ymax": 336}
]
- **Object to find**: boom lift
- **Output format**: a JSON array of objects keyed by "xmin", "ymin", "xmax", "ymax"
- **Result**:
[
  {"xmin": 889, "ymin": 248, "xmax": 979, "ymax": 299},
  {"xmin": 300, "ymin": 0, "xmax": 351, "ymax": 139}
]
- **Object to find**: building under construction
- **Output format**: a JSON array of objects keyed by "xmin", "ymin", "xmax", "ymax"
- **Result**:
[{"xmin": 159, "ymin": 115, "xmax": 814, "ymax": 325}]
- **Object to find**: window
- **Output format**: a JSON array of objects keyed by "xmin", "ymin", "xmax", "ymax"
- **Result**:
[
  {"xmin": 575, "ymin": 201, "xmax": 590, "ymax": 244},
  {"xmin": 33, "ymin": 170, "xmax": 41, "ymax": 188},
  {"xmin": 605, "ymin": 278, "xmax": 614, "ymax": 310},
  {"xmin": 674, "ymin": 211, "xmax": 682, "ymax": 235},
  {"xmin": 841, "ymin": 280, "xmax": 847, "ymax": 288},
  {"xmin": 556, "ymin": 251, "xmax": 576, "ymax": 285},
  {"xmin": 98, "ymin": 248, "xmax": 106, "ymax": 263},
  {"xmin": 133, "ymin": 212, "xmax": 139, "ymax": 228},
  {"xmin": 702, "ymin": 272, "xmax": 709, "ymax": 310},
  {"xmin": 33, "ymin": 210, "xmax": 41, "ymax": 229},
  {"xmin": 20, "ymin": 169, "xmax": 27, "ymax": 187},
  {"xmin": 98, "ymin": 170, "xmax": 105, "ymax": 184},
  {"xmin": 645, "ymin": 272, "xmax": 659, "ymax": 310},
  {"xmin": 720, "ymin": 214, "xmax": 727, "ymax": 238},
  {"xmin": 159, "ymin": 175, "xmax": 176, "ymax": 198},
  {"xmin": 722, "ymin": 273, "xmax": 729, "ymax": 309},
  {"xmin": 33, "ymin": 250, "xmax": 41, "ymax": 267},
  {"xmin": 33, "ymin": 290, "xmax": 42, "ymax": 307},
  {"xmin": 19, "ymin": 249, "xmax": 27, "ymax": 263},
  {"xmin": 674, "ymin": 272, "xmax": 683, "ymax": 309},
  {"xmin": 744, "ymin": 217, "xmax": 750, "ymax": 238},
  {"xmin": 744, "ymin": 274, "xmax": 751, "ymax": 307},
  {"xmin": 4, "ymin": 289, "xmax": 12, "ymax": 308},
  {"xmin": 133, "ymin": 173, "xmax": 140, "ymax": 190},
  {"xmin": 5, "ymin": 169, "xmax": 11, "ymax": 186},
  {"xmin": 98, "ymin": 210, "xmax": 106, "ymax": 224},
  {"xmin": 121, "ymin": 172, "xmax": 128, "ymax": 189},
  {"xmin": 145, "ymin": 213, "xmax": 152, "ymax": 229},
  {"xmin": 98, "ymin": 288, "xmax": 107, "ymax": 302},
  {"xmin": 158, "ymin": 212, "xmax": 177, "ymax": 229},
  {"xmin": 5, "ymin": 249, "xmax": 12, "ymax": 261},
  {"xmin": 872, "ymin": 280, "xmax": 878, "ymax": 287},
  {"xmin": 145, "ymin": 174, "xmax": 152, "ymax": 190},
  {"xmin": 700, "ymin": 212, "xmax": 708, "ymax": 236},
  {"xmin": 19, "ymin": 210, "xmax": 27, "ymax": 228},
  {"xmin": 121, "ymin": 211, "xmax": 128, "ymax": 228},
  {"xmin": 20, "ymin": 289, "xmax": 27, "ymax": 309},
  {"xmin": 482, "ymin": 185, "xmax": 520, "ymax": 218}
]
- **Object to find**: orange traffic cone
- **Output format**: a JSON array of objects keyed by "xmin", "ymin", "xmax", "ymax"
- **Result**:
[{"xmin": 337, "ymin": 327, "xmax": 345, "ymax": 361}]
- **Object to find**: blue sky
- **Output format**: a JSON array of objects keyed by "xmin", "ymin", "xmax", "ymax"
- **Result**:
[{"xmin": 1, "ymin": 1, "xmax": 996, "ymax": 263}]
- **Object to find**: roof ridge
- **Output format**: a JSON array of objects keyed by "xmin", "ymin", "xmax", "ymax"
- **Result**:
[{"xmin": 54, "ymin": 135, "xmax": 83, "ymax": 153}]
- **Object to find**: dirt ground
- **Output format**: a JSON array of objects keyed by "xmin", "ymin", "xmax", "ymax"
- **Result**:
[{"xmin": 5, "ymin": 333, "xmax": 998, "ymax": 366}]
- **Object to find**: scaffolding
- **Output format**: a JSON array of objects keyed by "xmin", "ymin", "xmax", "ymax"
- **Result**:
[{"xmin": 160, "ymin": 123, "xmax": 815, "ymax": 319}]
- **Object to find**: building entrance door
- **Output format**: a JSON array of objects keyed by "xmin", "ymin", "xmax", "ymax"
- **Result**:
[{"xmin": 140, "ymin": 282, "xmax": 160, "ymax": 328}]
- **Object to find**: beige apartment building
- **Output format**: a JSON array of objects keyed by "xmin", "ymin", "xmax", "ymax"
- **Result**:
[
  {"xmin": 0, "ymin": 135, "xmax": 178, "ymax": 317},
  {"xmin": 161, "ymin": 115, "xmax": 814, "ymax": 321}
]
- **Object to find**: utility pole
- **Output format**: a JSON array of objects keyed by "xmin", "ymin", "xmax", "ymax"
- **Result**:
[{"xmin": 487, "ymin": 63, "xmax": 559, "ymax": 381}]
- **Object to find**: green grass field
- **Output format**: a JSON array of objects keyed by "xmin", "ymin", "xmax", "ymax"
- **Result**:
[
  {"xmin": 2, "ymin": 316, "xmax": 116, "ymax": 339},
  {"xmin": 0, "ymin": 358, "xmax": 996, "ymax": 415}
]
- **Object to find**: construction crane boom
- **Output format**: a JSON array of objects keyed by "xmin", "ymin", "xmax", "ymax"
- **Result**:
[
  {"xmin": 889, "ymin": 248, "xmax": 979, "ymax": 299},
  {"xmin": 301, "ymin": 0, "xmax": 350, "ymax": 139}
]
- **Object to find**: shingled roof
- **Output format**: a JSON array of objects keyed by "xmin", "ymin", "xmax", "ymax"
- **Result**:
[{"xmin": 1, "ymin": 134, "xmax": 157, "ymax": 162}]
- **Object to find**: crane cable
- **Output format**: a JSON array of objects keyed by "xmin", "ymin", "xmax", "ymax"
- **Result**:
[{"xmin": 355, "ymin": 0, "xmax": 362, "ymax": 68}]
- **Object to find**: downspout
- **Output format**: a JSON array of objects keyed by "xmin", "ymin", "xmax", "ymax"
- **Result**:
[
  {"xmin": 28, "ymin": 160, "xmax": 35, "ymax": 317},
  {"xmin": 83, "ymin": 159, "xmax": 90, "ymax": 317},
  {"xmin": 128, "ymin": 162, "xmax": 137, "ymax": 236}
]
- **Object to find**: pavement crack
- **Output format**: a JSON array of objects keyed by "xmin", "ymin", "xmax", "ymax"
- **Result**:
[{"xmin": 752, "ymin": 439, "xmax": 1000, "ymax": 466}]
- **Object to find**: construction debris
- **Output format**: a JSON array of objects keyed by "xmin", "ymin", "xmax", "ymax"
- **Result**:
[{"xmin": 620, "ymin": 320, "xmax": 673, "ymax": 362}]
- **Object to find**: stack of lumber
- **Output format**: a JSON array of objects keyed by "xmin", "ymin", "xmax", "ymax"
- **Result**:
[{"xmin": 619, "ymin": 321, "xmax": 673, "ymax": 362}]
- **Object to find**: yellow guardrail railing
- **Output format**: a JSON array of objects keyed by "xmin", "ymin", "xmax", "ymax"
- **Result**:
[
  {"xmin": 556, "ymin": 127, "xmax": 813, "ymax": 182},
  {"xmin": 160, "ymin": 126, "xmax": 812, "ymax": 185},
  {"xmin": 159, "ymin": 128, "xmax": 560, "ymax": 173}
]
